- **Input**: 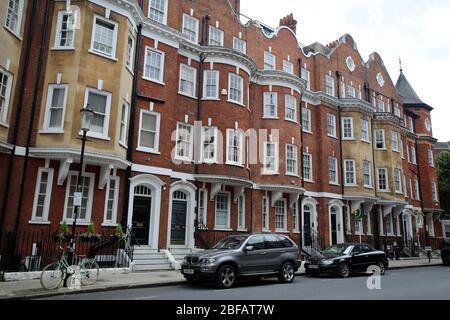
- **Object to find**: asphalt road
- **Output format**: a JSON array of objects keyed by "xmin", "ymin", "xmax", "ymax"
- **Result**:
[{"xmin": 39, "ymin": 266, "xmax": 450, "ymax": 300}]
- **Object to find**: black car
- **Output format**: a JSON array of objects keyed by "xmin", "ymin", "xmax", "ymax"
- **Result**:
[
  {"xmin": 304, "ymin": 243, "xmax": 389, "ymax": 278},
  {"xmin": 442, "ymin": 239, "xmax": 450, "ymax": 266},
  {"xmin": 181, "ymin": 234, "xmax": 302, "ymax": 289}
]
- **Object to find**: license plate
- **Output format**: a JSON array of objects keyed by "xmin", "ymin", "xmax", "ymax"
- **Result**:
[
  {"xmin": 309, "ymin": 265, "xmax": 319, "ymax": 269},
  {"xmin": 183, "ymin": 268, "xmax": 194, "ymax": 275}
]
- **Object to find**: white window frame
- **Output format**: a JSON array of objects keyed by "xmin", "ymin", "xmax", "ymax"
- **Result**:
[
  {"xmin": 363, "ymin": 160, "xmax": 373, "ymax": 188},
  {"xmin": 119, "ymin": 102, "xmax": 129, "ymax": 147},
  {"xmin": 5, "ymin": 0, "xmax": 24, "ymax": 37},
  {"xmin": 175, "ymin": 122, "xmax": 194, "ymax": 161},
  {"xmin": 303, "ymin": 153, "xmax": 313, "ymax": 182},
  {"xmin": 148, "ymin": 0, "xmax": 168, "ymax": 25},
  {"xmin": 378, "ymin": 99, "xmax": 385, "ymax": 112},
  {"xmin": 228, "ymin": 73, "xmax": 244, "ymax": 106},
  {"xmin": 301, "ymin": 68, "xmax": 311, "ymax": 91},
  {"xmin": 126, "ymin": 33, "xmax": 135, "ymax": 71},
  {"xmin": 428, "ymin": 149, "xmax": 434, "ymax": 167},
  {"xmin": 274, "ymin": 199, "xmax": 287, "ymax": 232},
  {"xmin": 325, "ymin": 75, "xmax": 335, "ymax": 96},
  {"xmin": 375, "ymin": 129, "xmax": 386, "ymax": 149},
  {"xmin": 344, "ymin": 160, "xmax": 356, "ymax": 186},
  {"xmin": 327, "ymin": 113, "xmax": 336, "ymax": 138},
  {"xmin": 90, "ymin": 15, "xmax": 119, "ymax": 59},
  {"xmin": 432, "ymin": 182, "xmax": 438, "ymax": 202},
  {"xmin": 30, "ymin": 168, "xmax": 54, "ymax": 223},
  {"xmin": 42, "ymin": 84, "xmax": 68, "ymax": 133},
  {"xmin": 284, "ymin": 94, "xmax": 297, "ymax": 122},
  {"xmin": 378, "ymin": 207, "xmax": 384, "ymax": 236},
  {"xmin": 237, "ymin": 194, "xmax": 246, "ymax": 231},
  {"xmin": 392, "ymin": 131, "xmax": 399, "ymax": 152},
  {"xmin": 386, "ymin": 213, "xmax": 394, "ymax": 236},
  {"xmin": 143, "ymin": 46, "xmax": 165, "ymax": 84},
  {"xmin": 366, "ymin": 211, "xmax": 372, "ymax": 235},
  {"xmin": 263, "ymin": 92, "xmax": 278, "ymax": 118},
  {"xmin": 404, "ymin": 174, "xmax": 408, "ymax": 198},
  {"xmin": 347, "ymin": 85, "xmax": 356, "ymax": 98},
  {"xmin": 401, "ymin": 139, "xmax": 405, "ymax": 159},
  {"xmin": 232, "ymin": 37, "xmax": 246, "ymax": 54},
  {"xmin": 178, "ymin": 64, "xmax": 197, "ymax": 98},
  {"xmin": 182, "ymin": 14, "xmax": 199, "ymax": 43},
  {"xmin": 302, "ymin": 108, "xmax": 311, "ymax": 133},
  {"xmin": 198, "ymin": 189, "xmax": 208, "ymax": 226},
  {"xmin": 202, "ymin": 70, "xmax": 219, "ymax": 100},
  {"xmin": 0, "ymin": 68, "xmax": 13, "ymax": 125},
  {"xmin": 102, "ymin": 176, "xmax": 120, "ymax": 226},
  {"xmin": 215, "ymin": 192, "xmax": 231, "ymax": 230},
  {"xmin": 360, "ymin": 118, "xmax": 370, "ymax": 142},
  {"xmin": 377, "ymin": 168, "xmax": 389, "ymax": 192},
  {"xmin": 427, "ymin": 215, "xmax": 435, "ymax": 237},
  {"xmin": 226, "ymin": 129, "xmax": 243, "ymax": 166},
  {"xmin": 286, "ymin": 144, "xmax": 298, "ymax": 176},
  {"xmin": 442, "ymin": 221, "xmax": 450, "ymax": 240},
  {"xmin": 83, "ymin": 87, "xmax": 112, "ymax": 140},
  {"xmin": 411, "ymin": 146, "xmax": 417, "ymax": 164},
  {"xmin": 394, "ymin": 168, "xmax": 403, "ymax": 194},
  {"xmin": 54, "ymin": 11, "xmax": 76, "ymax": 49},
  {"xmin": 264, "ymin": 51, "xmax": 276, "ymax": 70},
  {"xmin": 342, "ymin": 117, "xmax": 354, "ymax": 140},
  {"xmin": 292, "ymin": 201, "xmax": 300, "ymax": 232},
  {"xmin": 208, "ymin": 25, "xmax": 224, "ymax": 46},
  {"xmin": 263, "ymin": 142, "xmax": 279, "ymax": 175},
  {"xmin": 137, "ymin": 110, "xmax": 161, "ymax": 154},
  {"xmin": 328, "ymin": 157, "xmax": 338, "ymax": 185},
  {"xmin": 414, "ymin": 179, "xmax": 420, "ymax": 200},
  {"xmin": 201, "ymin": 126, "xmax": 218, "ymax": 163},
  {"xmin": 345, "ymin": 206, "xmax": 352, "ymax": 235},
  {"xmin": 63, "ymin": 171, "xmax": 95, "ymax": 225},
  {"xmin": 283, "ymin": 60, "xmax": 294, "ymax": 74},
  {"xmin": 262, "ymin": 196, "xmax": 270, "ymax": 231}
]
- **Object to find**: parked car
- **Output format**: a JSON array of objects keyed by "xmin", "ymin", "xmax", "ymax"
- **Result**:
[
  {"xmin": 180, "ymin": 234, "xmax": 302, "ymax": 289},
  {"xmin": 442, "ymin": 239, "xmax": 450, "ymax": 266},
  {"xmin": 304, "ymin": 243, "xmax": 389, "ymax": 278}
]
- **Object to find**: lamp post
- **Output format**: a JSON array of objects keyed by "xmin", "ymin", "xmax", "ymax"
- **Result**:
[{"xmin": 67, "ymin": 106, "xmax": 95, "ymax": 268}]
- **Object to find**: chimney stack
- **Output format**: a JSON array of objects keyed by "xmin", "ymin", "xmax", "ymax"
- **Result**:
[{"xmin": 279, "ymin": 13, "xmax": 297, "ymax": 34}]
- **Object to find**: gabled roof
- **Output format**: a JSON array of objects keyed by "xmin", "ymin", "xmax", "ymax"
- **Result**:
[{"xmin": 396, "ymin": 71, "xmax": 433, "ymax": 110}]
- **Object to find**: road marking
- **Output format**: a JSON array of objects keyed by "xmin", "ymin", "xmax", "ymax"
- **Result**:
[{"xmin": 135, "ymin": 296, "xmax": 158, "ymax": 300}]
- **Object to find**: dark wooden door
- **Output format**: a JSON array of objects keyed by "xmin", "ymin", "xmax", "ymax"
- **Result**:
[
  {"xmin": 132, "ymin": 196, "xmax": 152, "ymax": 245},
  {"xmin": 171, "ymin": 200, "xmax": 187, "ymax": 245},
  {"xmin": 331, "ymin": 213, "xmax": 338, "ymax": 245}
]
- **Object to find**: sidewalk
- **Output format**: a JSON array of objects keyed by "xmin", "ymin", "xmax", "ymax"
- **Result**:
[{"xmin": 0, "ymin": 258, "xmax": 443, "ymax": 300}]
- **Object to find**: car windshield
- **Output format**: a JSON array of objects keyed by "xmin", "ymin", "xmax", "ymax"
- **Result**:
[
  {"xmin": 213, "ymin": 236, "xmax": 248, "ymax": 250},
  {"xmin": 322, "ymin": 244, "xmax": 353, "ymax": 255}
]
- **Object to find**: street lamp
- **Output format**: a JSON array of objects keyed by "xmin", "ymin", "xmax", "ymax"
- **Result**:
[{"xmin": 67, "ymin": 106, "xmax": 95, "ymax": 268}]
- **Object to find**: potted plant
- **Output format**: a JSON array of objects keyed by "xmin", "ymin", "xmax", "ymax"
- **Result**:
[
  {"xmin": 79, "ymin": 222, "xmax": 102, "ymax": 242},
  {"xmin": 54, "ymin": 221, "xmax": 72, "ymax": 242},
  {"xmin": 110, "ymin": 224, "xmax": 127, "ymax": 242}
]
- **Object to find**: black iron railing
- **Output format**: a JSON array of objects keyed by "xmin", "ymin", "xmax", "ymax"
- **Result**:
[{"xmin": 0, "ymin": 230, "xmax": 133, "ymax": 274}]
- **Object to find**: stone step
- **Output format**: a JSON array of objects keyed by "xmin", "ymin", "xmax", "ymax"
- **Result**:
[
  {"xmin": 134, "ymin": 264, "xmax": 172, "ymax": 271},
  {"xmin": 133, "ymin": 259, "xmax": 170, "ymax": 265}
]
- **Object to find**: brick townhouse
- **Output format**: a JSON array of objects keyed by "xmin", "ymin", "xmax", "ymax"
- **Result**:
[{"xmin": 0, "ymin": 0, "xmax": 445, "ymax": 269}]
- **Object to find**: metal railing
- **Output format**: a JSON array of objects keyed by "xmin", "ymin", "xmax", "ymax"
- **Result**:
[{"xmin": 0, "ymin": 230, "xmax": 133, "ymax": 274}]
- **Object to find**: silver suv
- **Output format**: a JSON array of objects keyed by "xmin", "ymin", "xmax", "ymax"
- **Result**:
[{"xmin": 181, "ymin": 234, "xmax": 302, "ymax": 289}]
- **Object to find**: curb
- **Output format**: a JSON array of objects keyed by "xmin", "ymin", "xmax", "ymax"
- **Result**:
[{"xmin": 2, "ymin": 280, "xmax": 187, "ymax": 300}]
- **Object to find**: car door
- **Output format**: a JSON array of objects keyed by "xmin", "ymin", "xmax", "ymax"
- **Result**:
[
  {"xmin": 239, "ymin": 235, "xmax": 266, "ymax": 275},
  {"xmin": 350, "ymin": 245, "xmax": 366, "ymax": 271},
  {"xmin": 263, "ymin": 234, "xmax": 283, "ymax": 272},
  {"xmin": 359, "ymin": 245, "xmax": 375, "ymax": 270}
]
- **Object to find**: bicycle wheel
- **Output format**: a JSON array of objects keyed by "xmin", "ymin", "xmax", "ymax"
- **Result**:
[
  {"xmin": 79, "ymin": 259, "xmax": 99, "ymax": 286},
  {"xmin": 40, "ymin": 262, "xmax": 64, "ymax": 290}
]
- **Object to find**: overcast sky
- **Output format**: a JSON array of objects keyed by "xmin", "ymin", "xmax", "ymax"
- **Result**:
[{"xmin": 241, "ymin": 0, "xmax": 450, "ymax": 142}]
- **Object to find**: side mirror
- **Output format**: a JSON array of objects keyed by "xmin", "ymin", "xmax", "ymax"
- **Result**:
[{"xmin": 244, "ymin": 245, "xmax": 254, "ymax": 252}]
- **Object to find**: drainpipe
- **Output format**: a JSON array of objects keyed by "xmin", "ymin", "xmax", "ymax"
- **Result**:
[
  {"xmin": 0, "ymin": 0, "xmax": 38, "ymax": 233},
  {"xmin": 122, "ymin": 24, "xmax": 143, "ymax": 228},
  {"xmin": 297, "ymin": 59, "xmax": 305, "ymax": 190},
  {"xmin": 414, "ymin": 131, "xmax": 427, "ymax": 247},
  {"xmin": 13, "ymin": 0, "xmax": 51, "ymax": 233}
]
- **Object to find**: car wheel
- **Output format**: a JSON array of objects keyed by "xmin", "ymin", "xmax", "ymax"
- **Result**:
[
  {"xmin": 278, "ymin": 262, "xmax": 295, "ymax": 283},
  {"xmin": 376, "ymin": 261, "xmax": 386, "ymax": 276},
  {"xmin": 338, "ymin": 262, "xmax": 350, "ymax": 278},
  {"xmin": 216, "ymin": 265, "xmax": 236, "ymax": 289}
]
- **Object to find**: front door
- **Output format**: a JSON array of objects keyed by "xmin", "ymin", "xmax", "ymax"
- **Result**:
[
  {"xmin": 132, "ymin": 196, "xmax": 152, "ymax": 245},
  {"xmin": 331, "ymin": 212, "xmax": 338, "ymax": 245},
  {"xmin": 303, "ymin": 207, "xmax": 312, "ymax": 246},
  {"xmin": 171, "ymin": 200, "xmax": 187, "ymax": 245}
]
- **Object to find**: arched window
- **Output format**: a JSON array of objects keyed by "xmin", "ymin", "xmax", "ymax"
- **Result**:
[
  {"xmin": 134, "ymin": 185, "xmax": 152, "ymax": 197},
  {"xmin": 173, "ymin": 190, "xmax": 187, "ymax": 201}
]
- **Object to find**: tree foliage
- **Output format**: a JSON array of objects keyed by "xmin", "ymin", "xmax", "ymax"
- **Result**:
[{"xmin": 436, "ymin": 151, "xmax": 450, "ymax": 214}]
